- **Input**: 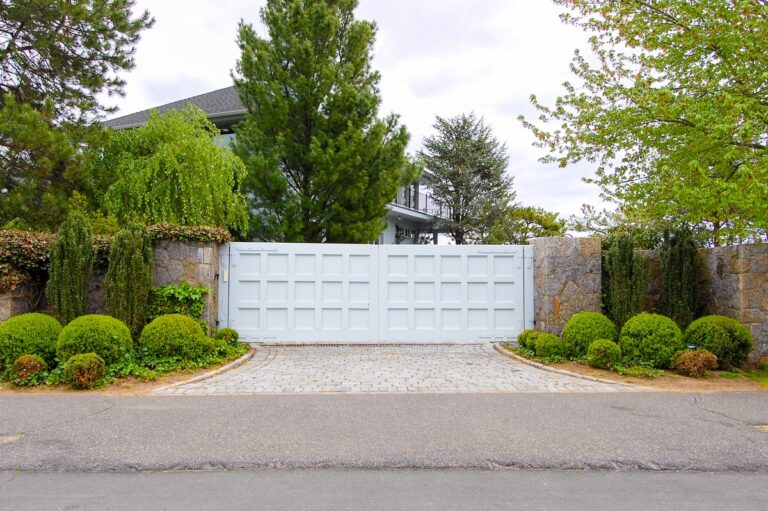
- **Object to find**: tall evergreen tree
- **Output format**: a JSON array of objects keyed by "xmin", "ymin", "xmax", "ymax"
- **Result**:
[
  {"xmin": 419, "ymin": 113, "xmax": 515, "ymax": 245},
  {"xmin": 47, "ymin": 213, "xmax": 94, "ymax": 324},
  {"xmin": 232, "ymin": 0, "xmax": 416, "ymax": 242},
  {"xmin": 660, "ymin": 226, "xmax": 700, "ymax": 329}
]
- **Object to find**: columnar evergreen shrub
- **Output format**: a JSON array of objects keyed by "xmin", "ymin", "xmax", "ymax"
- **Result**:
[
  {"xmin": 604, "ymin": 234, "xmax": 647, "ymax": 330},
  {"xmin": 139, "ymin": 314, "xmax": 208, "ymax": 362},
  {"xmin": 106, "ymin": 223, "xmax": 153, "ymax": 338},
  {"xmin": 561, "ymin": 312, "xmax": 617, "ymax": 358},
  {"xmin": 64, "ymin": 353, "xmax": 105, "ymax": 389},
  {"xmin": 619, "ymin": 313, "xmax": 684, "ymax": 369},
  {"xmin": 0, "ymin": 312, "xmax": 62, "ymax": 373},
  {"xmin": 683, "ymin": 315, "xmax": 753, "ymax": 369},
  {"xmin": 586, "ymin": 339, "xmax": 622, "ymax": 370},
  {"xmin": 57, "ymin": 315, "xmax": 132, "ymax": 365},
  {"xmin": 46, "ymin": 213, "xmax": 94, "ymax": 323},
  {"xmin": 660, "ymin": 226, "xmax": 699, "ymax": 329}
]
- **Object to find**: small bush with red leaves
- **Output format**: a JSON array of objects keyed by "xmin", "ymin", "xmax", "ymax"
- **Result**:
[
  {"xmin": 11, "ymin": 354, "xmax": 47, "ymax": 386},
  {"xmin": 674, "ymin": 349, "xmax": 718, "ymax": 378},
  {"xmin": 63, "ymin": 353, "xmax": 106, "ymax": 389}
]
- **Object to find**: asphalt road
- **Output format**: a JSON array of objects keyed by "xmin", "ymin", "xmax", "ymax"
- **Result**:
[
  {"xmin": 1, "ymin": 470, "xmax": 767, "ymax": 510},
  {"xmin": 1, "ymin": 392, "xmax": 768, "ymax": 472}
]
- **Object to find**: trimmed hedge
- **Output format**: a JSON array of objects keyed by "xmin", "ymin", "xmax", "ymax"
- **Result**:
[
  {"xmin": 534, "ymin": 333, "xmax": 566, "ymax": 359},
  {"xmin": 586, "ymin": 339, "xmax": 622, "ymax": 370},
  {"xmin": 57, "ymin": 315, "xmax": 133, "ymax": 365},
  {"xmin": 139, "ymin": 314, "xmax": 208, "ymax": 361},
  {"xmin": 0, "ymin": 312, "xmax": 62, "ymax": 372},
  {"xmin": 683, "ymin": 315, "xmax": 753, "ymax": 369},
  {"xmin": 619, "ymin": 313, "xmax": 684, "ymax": 369},
  {"xmin": 561, "ymin": 312, "xmax": 617, "ymax": 358},
  {"xmin": 64, "ymin": 353, "xmax": 105, "ymax": 389}
]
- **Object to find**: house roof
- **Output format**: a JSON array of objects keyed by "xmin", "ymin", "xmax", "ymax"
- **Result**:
[{"xmin": 103, "ymin": 85, "xmax": 245, "ymax": 129}]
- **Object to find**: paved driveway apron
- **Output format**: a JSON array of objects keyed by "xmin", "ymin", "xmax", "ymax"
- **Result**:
[{"xmin": 157, "ymin": 344, "xmax": 634, "ymax": 395}]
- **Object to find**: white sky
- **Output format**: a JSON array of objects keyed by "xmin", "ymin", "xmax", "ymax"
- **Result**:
[{"xmin": 108, "ymin": 0, "xmax": 606, "ymax": 219}]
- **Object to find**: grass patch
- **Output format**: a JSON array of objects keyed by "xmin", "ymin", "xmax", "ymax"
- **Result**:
[{"xmin": 616, "ymin": 366, "xmax": 664, "ymax": 379}]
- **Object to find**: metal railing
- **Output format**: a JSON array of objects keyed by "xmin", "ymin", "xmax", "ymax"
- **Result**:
[{"xmin": 392, "ymin": 187, "xmax": 451, "ymax": 219}]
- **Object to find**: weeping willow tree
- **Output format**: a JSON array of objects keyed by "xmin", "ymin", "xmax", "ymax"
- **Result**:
[
  {"xmin": 99, "ymin": 106, "xmax": 249, "ymax": 236},
  {"xmin": 47, "ymin": 213, "xmax": 94, "ymax": 323},
  {"xmin": 106, "ymin": 223, "xmax": 153, "ymax": 338}
]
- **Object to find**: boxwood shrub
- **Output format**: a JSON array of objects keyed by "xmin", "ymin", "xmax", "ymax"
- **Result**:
[
  {"xmin": 586, "ymin": 339, "xmax": 622, "ymax": 370},
  {"xmin": 214, "ymin": 327, "xmax": 240, "ymax": 347},
  {"xmin": 561, "ymin": 312, "xmax": 617, "ymax": 358},
  {"xmin": 683, "ymin": 315, "xmax": 753, "ymax": 369},
  {"xmin": 139, "ymin": 314, "xmax": 208, "ymax": 362},
  {"xmin": 534, "ymin": 333, "xmax": 566, "ymax": 359},
  {"xmin": 619, "ymin": 313, "xmax": 684, "ymax": 369},
  {"xmin": 0, "ymin": 313, "xmax": 62, "ymax": 373},
  {"xmin": 57, "ymin": 315, "xmax": 133, "ymax": 365},
  {"xmin": 674, "ymin": 349, "xmax": 718, "ymax": 377},
  {"xmin": 516, "ymin": 329, "xmax": 541, "ymax": 351},
  {"xmin": 11, "ymin": 354, "xmax": 47, "ymax": 386},
  {"xmin": 63, "ymin": 353, "xmax": 105, "ymax": 389}
]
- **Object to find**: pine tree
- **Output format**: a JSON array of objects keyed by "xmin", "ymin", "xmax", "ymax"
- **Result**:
[
  {"xmin": 232, "ymin": 0, "xmax": 416, "ymax": 242},
  {"xmin": 46, "ymin": 214, "xmax": 94, "ymax": 324}
]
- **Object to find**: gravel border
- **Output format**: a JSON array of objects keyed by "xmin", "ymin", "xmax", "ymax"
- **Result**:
[{"xmin": 152, "ymin": 347, "xmax": 256, "ymax": 394}]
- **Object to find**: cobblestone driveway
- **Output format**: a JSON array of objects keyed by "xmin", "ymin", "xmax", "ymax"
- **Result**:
[{"xmin": 156, "ymin": 344, "xmax": 634, "ymax": 395}]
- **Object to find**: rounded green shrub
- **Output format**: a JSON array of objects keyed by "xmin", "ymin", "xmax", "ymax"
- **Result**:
[
  {"xmin": 214, "ymin": 327, "xmax": 240, "ymax": 347},
  {"xmin": 0, "ymin": 313, "xmax": 62, "ymax": 372},
  {"xmin": 619, "ymin": 313, "xmax": 684, "ymax": 369},
  {"xmin": 683, "ymin": 315, "xmax": 753, "ymax": 369},
  {"xmin": 561, "ymin": 312, "xmax": 617, "ymax": 358},
  {"xmin": 11, "ymin": 354, "xmax": 47, "ymax": 386},
  {"xmin": 534, "ymin": 333, "xmax": 566, "ymax": 359},
  {"xmin": 139, "ymin": 314, "xmax": 208, "ymax": 361},
  {"xmin": 586, "ymin": 339, "xmax": 622, "ymax": 370},
  {"xmin": 63, "ymin": 353, "xmax": 105, "ymax": 389},
  {"xmin": 57, "ymin": 315, "xmax": 133, "ymax": 365},
  {"xmin": 674, "ymin": 349, "xmax": 718, "ymax": 378},
  {"xmin": 516, "ymin": 329, "xmax": 541, "ymax": 350}
]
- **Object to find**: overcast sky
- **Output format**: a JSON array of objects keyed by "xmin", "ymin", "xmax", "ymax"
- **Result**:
[{"xmin": 109, "ymin": 0, "xmax": 605, "ymax": 219}]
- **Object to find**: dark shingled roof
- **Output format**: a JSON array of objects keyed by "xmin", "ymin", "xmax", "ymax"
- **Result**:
[{"xmin": 103, "ymin": 86, "xmax": 245, "ymax": 129}]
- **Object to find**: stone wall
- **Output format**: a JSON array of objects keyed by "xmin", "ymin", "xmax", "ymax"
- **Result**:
[{"xmin": 531, "ymin": 237, "xmax": 602, "ymax": 335}]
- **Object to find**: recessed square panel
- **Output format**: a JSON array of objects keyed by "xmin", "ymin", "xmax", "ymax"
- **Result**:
[
  {"xmin": 237, "ymin": 308, "xmax": 259, "ymax": 328},
  {"xmin": 238, "ymin": 281, "xmax": 260, "ymax": 301},
  {"xmin": 266, "ymin": 281, "xmax": 288, "ymax": 301},
  {"xmin": 441, "ymin": 256, "xmax": 461, "ymax": 275},
  {"xmin": 441, "ymin": 308, "xmax": 461, "ymax": 330},
  {"xmin": 239, "ymin": 252, "xmax": 260, "ymax": 271},
  {"xmin": 322, "ymin": 281, "xmax": 343, "ymax": 302},
  {"xmin": 414, "ymin": 308, "xmax": 435, "ymax": 330},
  {"xmin": 388, "ymin": 282, "xmax": 408, "ymax": 302},
  {"xmin": 414, "ymin": 256, "xmax": 435, "ymax": 276},
  {"xmin": 349, "ymin": 281, "xmax": 370, "ymax": 302},
  {"xmin": 414, "ymin": 282, "xmax": 435, "ymax": 302},
  {"xmin": 266, "ymin": 308, "xmax": 287, "ymax": 329},
  {"xmin": 387, "ymin": 255, "xmax": 408, "ymax": 276},
  {"xmin": 494, "ymin": 282, "xmax": 516, "ymax": 302},
  {"xmin": 321, "ymin": 308, "xmax": 342, "ymax": 329},
  {"xmin": 468, "ymin": 308, "xmax": 488, "ymax": 330},
  {"xmin": 294, "ymin": 308, "xmax": 314, "ymax": 329},
  {"xmin": 467, "ymin": 256, "xmax": 488, "ymax": 276},
  {"xmin": 348, "ymin": 255, "xmax": 370, "ymax": 276},
  {"xmin": 294, "ymin": 254, "xmax": 315, "ymax": 275},
  {"xmin": 322, "ymin": 254, "xmax": 343, "ymax": 275},
  {"xmin": 494, "ymin": 255, "xmax": 517, "ymax": 276},
  {"xmin": 349, "ymin": 308, "xmax": 369, "ymax": 330},
  {"xmin": 495, "ymin": 309, "xmax": 516, "ymax": 329},
  {"xmin": 267, "ymin": 254, "xmax": 288, "ymax": 274},
  {"xmin": 294, "ymin": 281, "xmax": 315, "ymax": 302},
  {"xmin": 467, "ymin": 282, "xmax": 488, "ymax": 302},
  {"xmin": 440, "ymin": 282, "xmax": 461, "ymax": 302},
  {"xmin": 387, "ymin": 308, "xmax": 408, "ymax": 330}
]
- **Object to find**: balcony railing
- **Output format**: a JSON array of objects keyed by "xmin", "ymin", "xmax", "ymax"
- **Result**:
[{"xmin": 392, "ymin": 187, "xmax": 451, "ymax": 219}]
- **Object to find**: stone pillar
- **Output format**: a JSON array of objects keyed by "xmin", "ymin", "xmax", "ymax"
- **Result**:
[
  {"xmin": 531, "ymin": 237, "xmax": 602, "ymax": 335},
  {"xmin": 152, "ymin": 240, "xmax": 220, "ymax": 331}
]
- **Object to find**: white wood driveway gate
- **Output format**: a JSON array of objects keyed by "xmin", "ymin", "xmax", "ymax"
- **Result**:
[{"xmin": 218, "ymin": 243, "xmax": 533, "ymax": 343}]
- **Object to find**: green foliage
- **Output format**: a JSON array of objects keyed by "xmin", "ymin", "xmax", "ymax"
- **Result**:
[
  {"xmin": 586, "ymin": 339, "xmax": 622, "ymax": 370},
  {"xmin": 660, "ymin": 226, "xmax": 700, "ymax": 329},
  {"xmin": 419, "ymin": 113, "xmax": 515, "ymax": 245},
  {"xmin": 616, "ymin": 365, "xmax": 664, "ymax": 379},
  {"xmin": 674, "ymin": 349, "xmax": 718, "ymax": 378},
  {"xmin": 521, "ymin": 1, "xmax": 768, "ymax": 246},
  {"xmin": 604, "ymin": 234, "xmax": 647, "ymax": 330},
  {"xmin": 534, "ymin": 333, "xmax": 566, "ymax": 361},
  {"xmin": 233, "ymin": 0, "xmax": 415, "ymax": 242},
  {"xmin": 0, "ymin": 312, "xmax": 62, "ymax": 375},
  {"xmin": 619, "ymin": 313, "xmax": 684, "ymax": 369},
  {"xmin": 516, "ymin": 329, "xmax": 542, "ymax": 351},
  {"xmin": 46, "ymin": 214, "xmax": 94, "ymax": 323},
  {"xmin": 561, "ymin": 312, "xmax": 617, "ymax": 358},
  {"xmin": 56, "ymin": 314, "xmax": 132, "ymax": 365},
  {"xmin": 63, "ymin": 353, "xmax": 105, "ymax": 389},
  {"xmin": 683, "ymin": 315, "xmax": 753, "ymax": 369},
  {"xmin": 145, "ymin": 224, "xmax": 232, "ymax": 244},
  {"xmin": 146, "ymin": 282, "xmax": 209, "ymax": 332},
  {"xmin": 214, "ymin": 328, "xmax": 240, "ymax": 347},
  {"xmin": 139, "ymin": 314, "xmax": 208, "ymax": 362},
  {"xmin": 99, "ymin": 106, "xmax": 249, "ymax": 235},
  {"xmin": 486, "ymin": 206, "xmax": 566, "ymax": 245},
  {"xmin": 106, "ymin": 224, "xmax": 153, "ymax": 338},
  {"xmin": 11, "ymin": 354, "xmax": 47, "ymax": 386}
]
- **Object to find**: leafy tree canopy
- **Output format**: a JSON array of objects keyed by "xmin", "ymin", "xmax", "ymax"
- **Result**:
[
  {"xmin": 486, "ymin": 206, "xmax": 567, "ymax": 245},
  {"xmin": 419, "ymin": 113, "xmax": 515, "ymax": 245},
  {"xmin": 521, "ymin": 0, "xmax": 768, "ymax": 246},
  {"xmin": 233, "ymin": 0, "xmax": 416, "ymax": 242},
  {"xmin": 98, "ymin": 106, "xmax": 249, "ymax": 236}
]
